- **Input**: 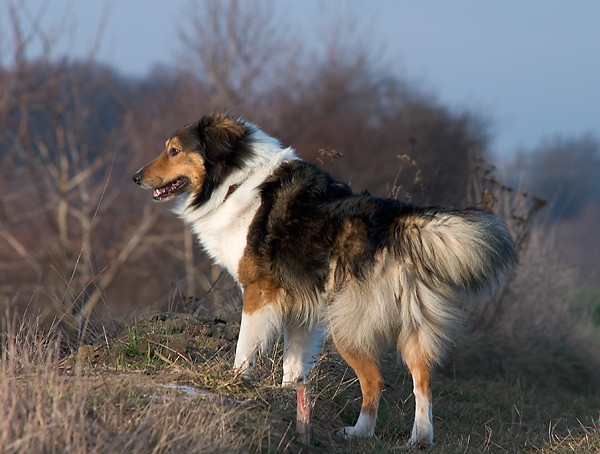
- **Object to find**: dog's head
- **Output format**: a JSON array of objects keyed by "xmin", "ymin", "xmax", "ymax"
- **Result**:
[{"xmin": 132, "ymin": 114, "xmax": 254, "ymax": 206}]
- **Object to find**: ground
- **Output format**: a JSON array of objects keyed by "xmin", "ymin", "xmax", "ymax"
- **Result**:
[
  {"xmin": 4, "ymin": 304, "xmax": 598, "ymax": 453},
  {"xmin": 61, "ymin": 305, "xmax": 600, "ymax": 453}
]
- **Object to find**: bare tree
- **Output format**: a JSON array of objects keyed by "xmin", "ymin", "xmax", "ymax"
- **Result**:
[
  {"xmin": 179, "ymin": 0, "xmax": 299, "ymax": 112},
  {"xmin": 0, "ymin": 3, "xmax": 165, "ymax": 336}
]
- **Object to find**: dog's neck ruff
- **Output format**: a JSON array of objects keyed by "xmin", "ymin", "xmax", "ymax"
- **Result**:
[{"xmin": 174, "ymin": 138, "xmax": 297, "ymax": 279}]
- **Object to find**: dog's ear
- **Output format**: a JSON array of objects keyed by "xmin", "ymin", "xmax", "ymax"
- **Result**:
[{"xmin": 198, "ymin": 114, "xmax": 247, "ymax": 160}]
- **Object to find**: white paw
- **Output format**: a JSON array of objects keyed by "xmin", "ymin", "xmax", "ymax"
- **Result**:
[
  {"xmin": 232, "ymin": 362, "xmax": 253, "ymax": 380},
  {"xmin": 282, "ymin": 360, "xmax": 305, "ymax": 387},
  {"xmin": 336, "ymin": 426, "xmax": 356, "ymax": 439},
  {"xmin": 281, "ymin": 369, "xmax": 306, "ymax": 387},
  {"xmin": 335, "ymin": 424, "xmax": 374, "ymax": 439},
  {"xmin": 336, "ymin": 411, "xmax": 376, "ymax": 439},
  {"xmin": 406, "ymin": 429, "xmax": 434, "ymax": 447}
]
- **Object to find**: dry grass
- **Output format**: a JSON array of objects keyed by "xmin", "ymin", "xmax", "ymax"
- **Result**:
[
  {"xmin": 0, "ymin": 319, "xmax": 268, "ymax": 454},
  {"xmin": 1, "ymin": 303, "xmax": 599, "ymax": 453},
  {"xmin": 1, "ymin": 168, "xmax": 599, "ymax": 452}
]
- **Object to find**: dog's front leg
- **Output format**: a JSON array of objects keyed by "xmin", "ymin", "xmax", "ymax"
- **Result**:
[
  {"xmin": 233, "ymin": 287, "xmax": 281, "ymax": 378},
  {"xmin": 282, "ymin": 322, "xmax": 325, "ymax": 386}
]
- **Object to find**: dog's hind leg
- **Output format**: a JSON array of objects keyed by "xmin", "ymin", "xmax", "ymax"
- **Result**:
[
  {"xmin": 401, "ymin": 332, "xmax": 434, "ymax": 447},
  {"xmin": 334, "ymin": 346, "xmax": 384, "ymax": 438},
  {"xmin": 282, "ymin": 322, "xmax": 325, "ymax": 386}
]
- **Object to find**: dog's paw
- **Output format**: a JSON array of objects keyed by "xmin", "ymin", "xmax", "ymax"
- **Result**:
[
  {"xmin": 232, "ymin": 365, "xmax": 253, "ymax": 381},
  {"xmin": 281, "ymin": 374, "xmax": 306, "ymax": 388},
  {"xmin": 335, "ymin": 412, "xmax": 376, "ymax": 439},
  {"xmin": 335, "ymin": 426, "xmax": 372, "ymax": 439},
  {"xmin": 406, "ymin": 432, "xmax": 434, "ymax": 448},
  {"xmin": 336, "ymin": 427, "xmax": 353, "ymax": 440},
  {"xmin": 406, "ymin": 420, "xmax": 434, "ymax": 447}
]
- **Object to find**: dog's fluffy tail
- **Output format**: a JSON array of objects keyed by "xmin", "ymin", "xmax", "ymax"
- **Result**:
[
  {"xmin": 393, "ymin": 208, "xmax": 517, "ymax": 362},
  {"xmin": 398, "ymin": 208, "xmax": 517, "ymax": 301}
]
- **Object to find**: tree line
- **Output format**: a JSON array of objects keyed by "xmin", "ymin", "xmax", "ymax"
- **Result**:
[{"xmin": 0, "ymin": 0, "xmax": 597, "ymax": 334}]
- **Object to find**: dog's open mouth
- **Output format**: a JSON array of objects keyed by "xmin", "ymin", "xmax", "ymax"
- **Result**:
[{"xmin": 153, "ymin": 177, "xmax": 189, "ymax": 201}]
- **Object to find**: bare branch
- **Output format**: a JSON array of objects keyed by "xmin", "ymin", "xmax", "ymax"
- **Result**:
[
  {"xmin": 179, "ymin": 0, "xmax": 298, "ymax": 109},
  {"xmin": 0, "ymin": 223, "xmax": 42, "ymax": 274},
  {"xmin": 78, "ymin": 204, "xmax": 161, "ymax": 319}
]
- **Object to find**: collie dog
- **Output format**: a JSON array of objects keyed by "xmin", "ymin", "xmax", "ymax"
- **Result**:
[{"xmin": 133, "ymin": 114, "xmax": 517, "ymax": 446}]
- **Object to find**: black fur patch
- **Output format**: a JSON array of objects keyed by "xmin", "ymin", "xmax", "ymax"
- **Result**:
[{"xmin": 245, "ymin": 160, "xmax": 424, "ymax": 296}]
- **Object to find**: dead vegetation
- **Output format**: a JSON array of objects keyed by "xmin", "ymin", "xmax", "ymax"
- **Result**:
[{"xmin": 1, "ymin": 290, "xmax": 599, "ymax": 453}]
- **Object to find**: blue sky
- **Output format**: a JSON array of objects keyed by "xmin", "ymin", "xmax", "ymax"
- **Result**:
[{"xmin": 2, "ymin": 0, "xmax": 599, "ymax": 158}]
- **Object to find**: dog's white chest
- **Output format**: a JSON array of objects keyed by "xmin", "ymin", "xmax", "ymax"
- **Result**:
[{"xmin": 185, "ymin": 195, "xmax": 261, "ymax": 281}]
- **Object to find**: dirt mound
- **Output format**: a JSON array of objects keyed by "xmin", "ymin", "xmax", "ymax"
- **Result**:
[{"xmin": 74, "ymin": 311, "xmax": 241, "ymax": 372}]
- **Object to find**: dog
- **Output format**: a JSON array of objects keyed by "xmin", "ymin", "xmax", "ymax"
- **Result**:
[{"xmin": 132, "ymin": 113, "xmax": 517, "ymax": 446}]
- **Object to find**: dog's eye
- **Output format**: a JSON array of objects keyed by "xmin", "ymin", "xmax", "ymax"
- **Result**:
[{"xmin": 169, "ymin": 147, "xmax": 181, "ymax": 157}]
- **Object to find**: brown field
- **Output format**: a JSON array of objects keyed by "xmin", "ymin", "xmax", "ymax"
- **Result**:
[{"xmin": 1, "ymin": 298, "xmax": 599, "ymax": 454}]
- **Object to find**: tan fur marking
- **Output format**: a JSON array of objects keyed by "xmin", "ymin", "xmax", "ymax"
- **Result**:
[
  {"xmin": 401, "ymin": 334, "xmax": 432, "ymax": 402},
  {"xmin": 335, "ymin": 348, "xmax": 384, "ymax": 418},
  {"xmin": 238, "ymin": 252, "xmax": 260, "ymax": 286},
  {"xmin": 242, "ymin": 279, "xmax": 283, "ymax": 314},
  {"xmin": 239, "ymin": 252, "xmax": 283, "ymax": 315},
  {"xmin": 168, "ymin": 137, "xmax": 184, "ymax": 151}
]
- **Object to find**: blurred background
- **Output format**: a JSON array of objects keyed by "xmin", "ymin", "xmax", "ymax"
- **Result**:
[{"xmin": 0, "ymin": 0, "xmax": 599, "ymax": 347}]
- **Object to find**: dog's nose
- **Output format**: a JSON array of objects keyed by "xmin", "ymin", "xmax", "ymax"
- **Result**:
[{"xmin": 132, "ymin": 170, "xmax": 143, "ymax": 185}]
